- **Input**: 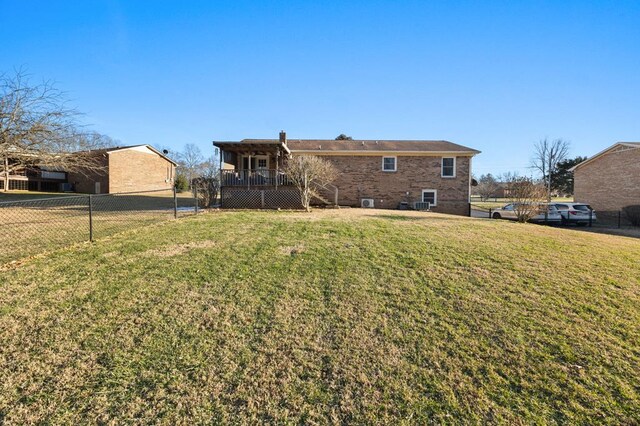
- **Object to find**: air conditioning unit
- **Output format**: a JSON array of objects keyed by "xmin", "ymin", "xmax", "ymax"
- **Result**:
[
  {"xmin": 361, "ymin": 198, "xmax": 375, "ymax": 208},
  {"xmin": 414, "ymin": 201, "xmax": 431, "ymax": 211}
]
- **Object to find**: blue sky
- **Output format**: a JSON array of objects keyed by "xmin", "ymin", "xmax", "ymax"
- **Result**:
[{"xmin": 2, "ymin": 1, "xmax": 639, "ymax": 175}]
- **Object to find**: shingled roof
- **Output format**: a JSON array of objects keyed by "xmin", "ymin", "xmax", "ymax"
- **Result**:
[
  {"xmin": 570, "ymin": 142, "xmax": 640, "ymax": 171},
  {"xmin": 78, "ymin": 145, "xmax": 178, "ymax": 165},
  {"xmin": 237, "ymin": 139, "xmax": 479, "ymax": 154}
]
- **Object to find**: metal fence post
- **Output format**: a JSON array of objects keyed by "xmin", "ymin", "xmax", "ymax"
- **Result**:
[
  {"xmin": 173, "ymin": 186, "xmax": 178, "ymax": 219},
  {"xmin": 261, "ymin": 190, "xmax": 265, "ymax": 208},
  {"xmin": 489, "ymin": 208, "xmax": 492, "ymax": 219},
  {"xmin": 618, "ymin": 210, "xmax": 621, "ymax": 228},
  {"xmin": 589, "ymin": 209, "xmax": 593, "ymax": 227},
  {"xmin": 194, "ymin": 186, "xmax": 199, "ymax": 214},
  {"xmin": 88, "ymin": 194, "xmax": 94, "ymax": 242}
]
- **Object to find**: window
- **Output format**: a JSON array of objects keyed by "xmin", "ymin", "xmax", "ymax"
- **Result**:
[
  {"xmin": 382, "ymin": 156, "xmax": 396, "ymax": 172},
  {"xmin": 242, "ymin": 155, "xmax": 269, "ymax": 170},
  {"xmin": 421, "ymin": 189, "xmax": 437, "ymax": 206},
  {"xmin": 441, "ymin": 157, "xmax": 456, "ymax": 177}
]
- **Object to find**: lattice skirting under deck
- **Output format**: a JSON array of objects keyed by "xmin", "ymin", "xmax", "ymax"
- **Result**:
[{"xmin": 221, "ymin": 188, "xmax": 303, "ymax": 209}]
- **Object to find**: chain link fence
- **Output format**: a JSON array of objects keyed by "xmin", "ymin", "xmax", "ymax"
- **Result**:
[
  {"xmin": 469, "ymin": 202, "xmax": 639, "ymax": 231},
  {"xmin": 0, "ymin": 188, "xmax": 201, "ymax": 265}
]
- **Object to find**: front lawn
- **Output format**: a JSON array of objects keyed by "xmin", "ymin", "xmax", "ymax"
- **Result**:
[{"xmin": 1, "ymin": 210, "xmax": 639, "ymax": 423}]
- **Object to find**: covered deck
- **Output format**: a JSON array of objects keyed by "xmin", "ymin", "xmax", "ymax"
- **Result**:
[
  {"xmin": 213, "ymin": 137, "xmax": 301, "ymax": 209},
  {"xmin": 213, "ymin": 138, "xmax": 293, "ymax": 189}
]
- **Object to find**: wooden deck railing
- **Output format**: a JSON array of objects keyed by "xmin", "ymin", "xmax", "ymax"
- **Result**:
[{"xmin": 220, "ymin": 169, "xmax": 293, "ymax": 188}]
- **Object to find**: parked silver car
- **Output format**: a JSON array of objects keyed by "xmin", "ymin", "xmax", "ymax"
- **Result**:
[
  {"xmin": 491, "ymin": 203, "xmax": 562, "ymax": 224},
  {"xmin": 549, "ymin": 202, "xmax": 596, "ymax": 225}
]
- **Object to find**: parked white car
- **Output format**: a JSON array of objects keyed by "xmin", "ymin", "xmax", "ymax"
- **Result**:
[
  {"xmin": 549, "ymin": 202, "xmax": 596, "ymax": 225},
  {"xmin": 491, "ymin": 203, "xmax": 562, "ymax": 224}
]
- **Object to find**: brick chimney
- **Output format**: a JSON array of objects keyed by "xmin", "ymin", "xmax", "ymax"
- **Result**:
[{"xmin": 279, "ymin": 130, "xmax": 287, "ymax": 145}]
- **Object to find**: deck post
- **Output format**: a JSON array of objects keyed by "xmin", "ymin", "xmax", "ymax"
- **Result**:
[
  {"xmin": 275, "ymin": 150, "xmax": 279, "ymax": 190},
  {"xmin": 247, "ymin": 154, "xmax": 252, "ymax": 190}
]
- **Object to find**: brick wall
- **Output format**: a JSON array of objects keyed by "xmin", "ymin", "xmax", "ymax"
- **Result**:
[
  {"xmin": 574, "ymin": 146, "xmax": 640, "ymax": 211},
  {"xmin": 307, "ymin": 155, "xmax": 472, "ymax": 215},
  {"xmin": 67, "ymin": 155, "xmax": 109, "ymax": 194},
  {"xmin": 108, "ymin": 149, "xmax": 175, "ymax": 193}
]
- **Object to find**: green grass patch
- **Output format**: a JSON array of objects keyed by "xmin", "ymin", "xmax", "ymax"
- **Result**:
[{"xmin": 1, "ymin": 210, "xmax": 639, "ymax": 423}]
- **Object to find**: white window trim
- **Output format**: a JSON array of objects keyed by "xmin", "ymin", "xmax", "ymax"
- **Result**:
[
  {"xmin": 441, "ymin": 157, "xmax": 456, "ymax": 178},
  {"xmin": 255, "ymin": 156, "xmax": 269, "ymax": 169},
  {"xmin": 382, "ymin": 156, "xmax": 397, "ymax": 172},
  {"xmin": 421, "ymin": 189, "xmax": 437, "ymax": 207}
]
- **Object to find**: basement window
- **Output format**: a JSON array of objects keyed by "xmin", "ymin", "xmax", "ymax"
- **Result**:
[{"xmin": 421, "ymin": 189, "xmax": 437, "ymax": 206}]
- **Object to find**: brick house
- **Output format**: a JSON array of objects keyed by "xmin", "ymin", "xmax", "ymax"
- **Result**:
[
  {"xmin": 67, "ymin": 145, "xmax": 177, "ymax": 194},
  {"xmin": 571, "ymin": 142, "xmax": 640, "ymax": 211},
  {"xmin": 1, "ymin": 161, "xmax": 68, "ymax": 192},
  {"xmin": 214, "ymin": 132, "xmax": 480, "ymax": 215}
]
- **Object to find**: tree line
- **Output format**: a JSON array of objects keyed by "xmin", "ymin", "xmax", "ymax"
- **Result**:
[{"xmin": 475, "ymin": 139, "xmax": 587, "ymax": 202}]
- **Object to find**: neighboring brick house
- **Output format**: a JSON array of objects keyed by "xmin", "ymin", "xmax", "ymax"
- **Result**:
[
  {"xmin": 214, "ymin": 132, "xmax": 480, "ymax": 215},
  {"xmin": 571, "ymin": 142, "xmax": 640, "ymax": 211},
  {"xmin": 1, "ymin": 161, "xmax": 68, "ymax": 192},
  {"xmin": 67, "ymin": 145, "xmax": 177, "ymax": 194}
]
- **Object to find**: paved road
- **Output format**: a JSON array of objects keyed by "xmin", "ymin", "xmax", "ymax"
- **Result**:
[{"xmin": 470, "ymin": 208, "xmax": 491, "ymax": 218}]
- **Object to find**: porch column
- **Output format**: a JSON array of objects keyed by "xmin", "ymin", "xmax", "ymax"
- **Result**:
[
  {"xmin": 247, "ymin": 153, "xmax": 252, "ymax": 190},
  {"xmin": 218, "ymin": 148, "xmax": 223, "ymax": 188},
  {"xmin": 275, "ymin": 150, "xmax": 279, "ymax": 190}
]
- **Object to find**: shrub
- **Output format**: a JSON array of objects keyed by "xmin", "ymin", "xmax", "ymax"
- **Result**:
[
  {"xmin": 283, "ymin": 156, "xmax": 337, "ymax": 211},
  {"xmin": 504, "ymin": 175, "xmax": 546, "ymax": 223},
  {"xmin": 622, "ymin": 205, "xmax": 640, "ymax": 227},
  {"xmin": 174, "ymin": 174, "xmax": 189, "ymax": 192},
  {"xmin": 193, "ymin": 177, "xmax": 219, "ymax": 208}
]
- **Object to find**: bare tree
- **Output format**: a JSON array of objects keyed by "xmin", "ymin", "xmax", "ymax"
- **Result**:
[
  {"xmin": 1, "ymin": 70, "xmax": 108, "ymax": 191},
  {"xmin": 475, "ymin": 173, "xmax": 502, "ymax": 201},
  {"xmin": 532, "ymin": 138, "xmax": 570, "ymax": 202},
  {"xmin": 176, "ymin": 143, "xmax": 204, "ymax": 187},
  {"xmin": 283, "ymin": 155, "xmax": 337, "ymax": 211},
  {"xmin": 504, "ymin": 173, "xmax": 547, "ymax": 223}
]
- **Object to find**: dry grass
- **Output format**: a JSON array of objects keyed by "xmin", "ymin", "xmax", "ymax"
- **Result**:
[
  {"xmin": 0, "ymin": 191, "xmax": 197, "ymax": 265},
  {"xmin": 1, "ymin": 209, "xmax": 639, "ymax": 424}
]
